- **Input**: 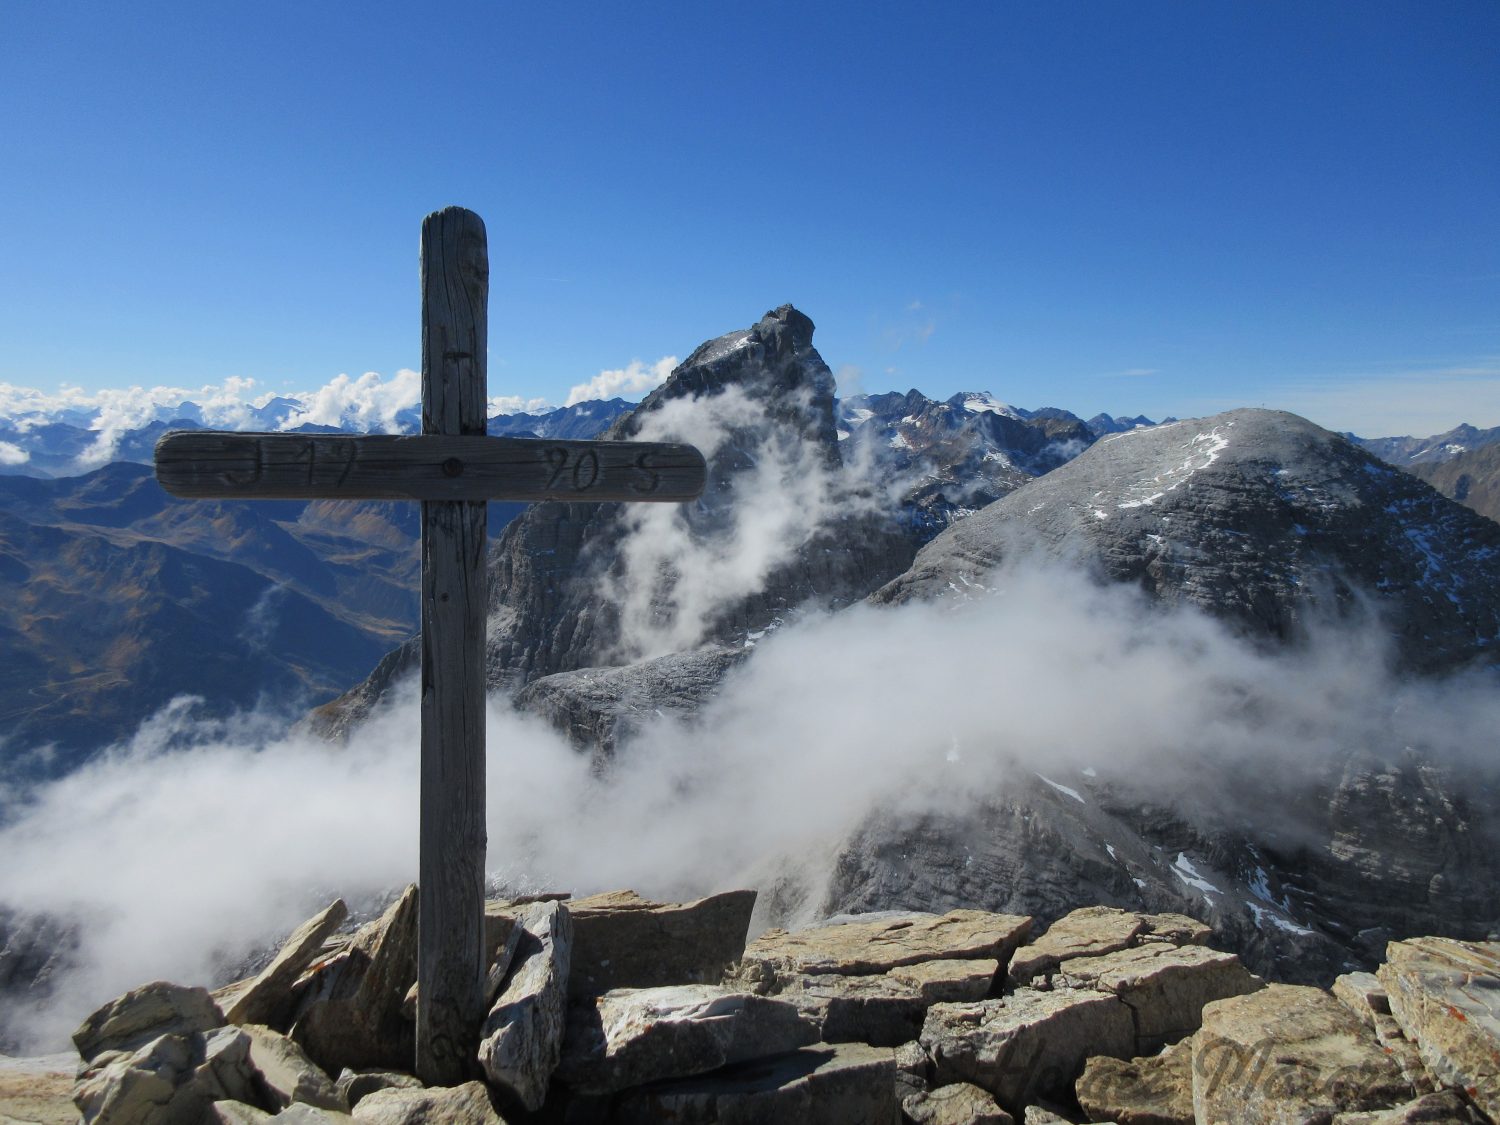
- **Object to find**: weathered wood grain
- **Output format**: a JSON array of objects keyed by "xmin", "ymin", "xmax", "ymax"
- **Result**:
[
  {"xmin": 416, "ymin": 206, "xmax": 490, "ymax": 1086},
  {"xmin": 154, "ymin": 432, "xmax": 706, "ymax": 502}
]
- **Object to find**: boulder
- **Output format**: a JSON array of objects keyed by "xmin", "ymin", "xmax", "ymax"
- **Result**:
[
  {"xmin": 1378, "ymin": 937, "xmax": 1500, "ymax": 1121},
  {"xmin": 348, "ymin": 1086, "xmax": 501, "ymax": 1125},
  {"xmin": 350, "ymin": 1081, "xmax": 503, "ymax": 1123},
  {"xmin": 290, "ymin": 886, "xmax": 418, "ymax": 1075},
  {"xmin": 334, "ymin": 1069, "xmax": 424, "ymax": 1109},
  {"xmin": 1075, "ymin": 1037, "xmax": 1194, "ymax": 1125},
  {"xmin": 222, "ymin": 900, "xmax": 350, "ymax": 1028},
  {"xmin": 74, "ymin": 981, "xmax": 224, "ymax": 1063},
  {"xmin": 555, "ymin": 984, "xmax": 817, "ymax": 1094},
  {"xmin": 611, "ymin": 1042, "xmax": 900, "ymax": 1124},
  {"xmin": 888, "ymin": 958, "xmax": 1000, "ymax": 1003},
  {"xmin": 902, "ymin": 1080, "xmax": 1014, "ymax": 1124},
  {"xmin": 562, "ymin": 888, "xmax": 755, "ymax": 1000},
  {"xmin": 1331, "ymin": 1089, "xmax": 1491, "ymax": 1123},
  {"xmin": 776, "ymin": 971, "xmax": 930, "ymax": 1047},
  {"xmin": 1192, "ymin": 984, "xmax": 1414, "ymax": 1123},
  {"xmin": 733, "ymin": 910, "xmax": 1030, "ymax": 992},
  {"xmin": 241, "ymin": 1024, "xmax": 347, "ymax": 1113},
  {"xmin": 192, "ymin": 1026, "xmax": 261, "ymax": 1105},
  {"xmin": 1007, "ymin": 907, "xmax": 1145, "ymax": 986},
  {"xmin": 73, "ymin": 1032, "xmax": 207, "ymax": 1124},
  {"xmin": 482, "ymin": 905, "xmax": 525, "ymax": 1008},
  {"xmin": 1057, "ymin": 942, "xmax": 1261, "ymax": 1052},
  {"xmin": 476, "ymin": 899, "xmax": 572, "ymax": 1112},
  {"xmin": 920, "ymin": 988, "xmax": 1134, "ymax": 1112}
]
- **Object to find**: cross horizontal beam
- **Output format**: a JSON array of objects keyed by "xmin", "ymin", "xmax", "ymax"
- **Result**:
[{"xmin": 154, "ymin": 431, "xmax": 707, "ymax": 502}]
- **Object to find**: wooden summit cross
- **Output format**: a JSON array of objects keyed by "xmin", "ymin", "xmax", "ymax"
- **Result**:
[{"xmin": 155, "ymin": 207, "xmax": 706, "ymax": 1084}]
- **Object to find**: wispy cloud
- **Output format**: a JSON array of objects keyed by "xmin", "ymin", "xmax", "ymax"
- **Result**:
[{"xmin": 564, "ymin": 357, "xmax": 676, "ymax": 407}]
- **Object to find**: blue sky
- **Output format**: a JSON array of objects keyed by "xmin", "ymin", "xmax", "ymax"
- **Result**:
[{"xmin": 2, "ymin": 1, "xmax": 1496, "ymax": 436}]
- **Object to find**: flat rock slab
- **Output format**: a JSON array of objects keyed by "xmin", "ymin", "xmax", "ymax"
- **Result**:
[
  {"xmin": 1193, "ymin": 983, "xmax": 1414, "ymax": 1124},
  {"xmin": 612, "ymin": 1042, "xmax": 900, "ymax": 1125},
  {"xmin": 921, "ymin": 987, "xmax": 1134, "ymax": 1113},
  {"xmin": 735, "ymin": 910, "xmax": 1031, "ymax": 992},
  {"xmin": 1008, "ymin": 907, "xmax": 1146, "ymax": 986},
  {"xmin": 558, "ymin": 888, "xmax": 756, "ymax": 1000},
  {"xmin": 1378, "ymin": 937, "xmax": 1500, "ymax": 1122},
  {"xmin": 555, "ymin": 983, "xmax": 817, "ymax": 1094},
  {"xmin": 1075, "ymin": 1037, "xmax": 1194, "ymax": 1125},
  {"xmin": 1009, "ymin": 907, "xmax": 1212, "ymax": 988},
  {"xmin": 1058, "ymin": 942, "xmax": 1261, "ymax": 1052},
  {"xmin": 902, "ymin": 1080, "xmax": 1014, "ymax": 1124},
  {"xmin": 477, "ymin": 899, "xmax": 572, "ymax": 1112},
  {"xmin": 778, "ymin": 972, "xmax": 930, "ymax": 1048},
  {"xmin": 350, "ymin": 1081, "xmax": 503, "ymax": 1123}
]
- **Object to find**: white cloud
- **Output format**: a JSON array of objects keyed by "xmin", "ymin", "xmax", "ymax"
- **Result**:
[
  {"xmin": 564, "ymin": 357, "xmax": 676, "ymax": 407},
  {"xmin": 277, "ymin": 369, "xmax": 420, "ymax": 433},
  {"xmin": 0, "ymin": 441, "xmax": 28, "ymax": 465},
  {"xmin": 4, "ymin": 558, "xmax": 1498, "ymax": 1051},
  {"xmin": 488, "ymin": 395, "xmax": 554, "ymax": 416}
]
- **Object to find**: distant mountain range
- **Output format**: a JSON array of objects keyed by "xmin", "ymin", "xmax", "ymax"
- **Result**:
[{"xmin": 4, "ymin": 359, "xmax": 1498, "ymax": 773}]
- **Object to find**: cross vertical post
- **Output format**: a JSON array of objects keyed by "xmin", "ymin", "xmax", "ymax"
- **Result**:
[{"xmin": 416, "ymin": 206, "xmax": 489, "ymax": 1084}]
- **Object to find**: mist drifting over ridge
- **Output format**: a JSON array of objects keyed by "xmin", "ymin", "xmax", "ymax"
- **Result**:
[{"xmin": 2, "ymin": 310, "xmax": 1498, "ymax": 1056}]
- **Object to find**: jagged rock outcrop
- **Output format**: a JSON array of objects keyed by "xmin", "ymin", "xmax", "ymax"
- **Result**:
[
  {"xmin": 55, "ymin": 897, "xmax": 1500, "ymax": 1124},
  {"xmin": 320, "ymin": 305, "xmax": 922, "ymax": 747}
]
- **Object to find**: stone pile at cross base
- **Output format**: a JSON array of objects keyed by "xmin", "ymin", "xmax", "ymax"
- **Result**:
[{"xmin": 64, "ymin": 890, "xmax": 1498, "ymax": 1124}]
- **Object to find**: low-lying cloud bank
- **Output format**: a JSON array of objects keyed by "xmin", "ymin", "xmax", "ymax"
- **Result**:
[{"xmin": 3, "ymin": 559, "xmax": 1497, "ymax": 1052}]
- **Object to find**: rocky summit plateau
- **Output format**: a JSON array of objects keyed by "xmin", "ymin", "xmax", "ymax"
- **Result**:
[{"xmin": 41, "ymin": 889, "xmax": 1500, "ymax": 1123}]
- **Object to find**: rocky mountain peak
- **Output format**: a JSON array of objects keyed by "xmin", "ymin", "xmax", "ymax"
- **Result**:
[
  {"xmin": 876, "ymin": 407, "xmax": 1500, "ymax": 672},
  {"xmin": 615, "ymin": 304, "xmax": 838, "ymax": 455}
]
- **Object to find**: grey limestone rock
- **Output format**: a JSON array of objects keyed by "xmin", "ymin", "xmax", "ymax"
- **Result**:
[
  {"xmin": 901, "ymin": 1079, "xmax": 1015, "ymax": 1124},
  {"xmin": 221, "ymin": 900, "xmax": 350, "ymax": 1029},
  {"xmin": 1075, "ymin": 1037, "xmax": 1195, "ymax": 1125},
  {"xmin": 920, "ymin": 988, "xmax": 1135, "ymax": 1114},
  {"xmin": 1192, "ymin": 984, "xmax": 1414, "ymax": 1123},
  {"xmin": 476, "ymin": 899, "xmax": 572, "ymax": 1112},
  {"xmin": 73, "ymin": 981, "xmax": 224, "ymax": 1064},
  {"xmin": 290, "ymin": 886, "xmax": 418, "ymax": 1076},
  {"xmin": 561, "ymin": 887, "xmax": 755, "ymax": 1001},
  {"xmin": 1378, "ymin": 938, "xmax": 1500, "ymax": 1121},
  {"xmin": 554, "ymin": 983, "xmax": 818, "ymax": 1095},
  {"xmin": 350, "ymin": 1081, "xmax": 503, "ymax": 1124},
  {"xmin": 241, "ymin": 1023, "xmax": 346, "ymax": 1113},
  {"xmin": 1055, "ymin": 942, "xmax": 1261, "ymax": 1053},
  {"xmin": 732, "ymin": 909, "xmax": 1030, "ymax": 991},
  {"xmin": 611, "ymin": 1041, "xmax": 900, "ymax": 1125}
]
